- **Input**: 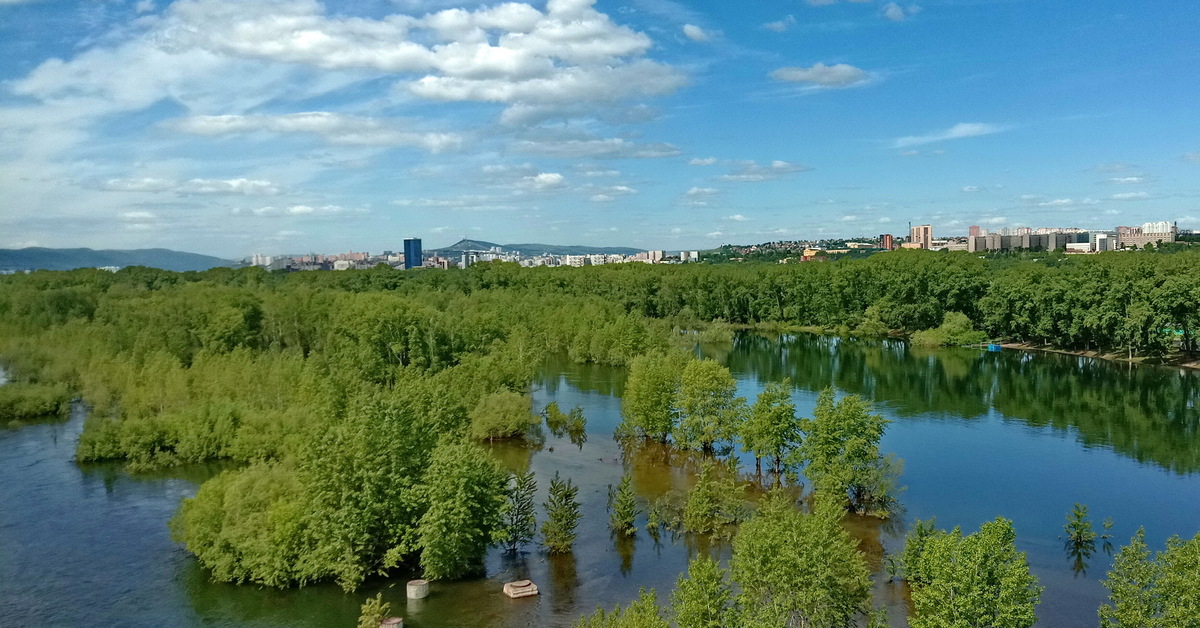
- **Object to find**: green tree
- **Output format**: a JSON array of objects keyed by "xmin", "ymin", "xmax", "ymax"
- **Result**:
[
  {"xmin": 358, "ymin": 593, "xmax": 390, "ymax": 628},
  {"xmin": 608, "ymin": 474, "xmax": 641, "ymax": 537},
  {"xmin": 797, "ymin": 388, "xmax": 900, "ymax": 517},
  {"xmin": 907, "ymin": 518, "xmax": 1043, "ymax": 628},
  {"xmin": 576, "ymin": 588, "xmax": 670, "ymax": 628},
  {"xmin": 468, "ymin": 390, "xmax": 535, "ymax": 441},
  {"xmin": 671, "ymin": 554, "xmax": 732, "ymax": 628},
  {"xmin": 1065, "ymin": 502, "xmax": 1098, "ymax": 546},
  {"xmin": 681, "ymin": 460, "xmax": 747, "ymax": 535},
  {"xmin": 911, "ymin": 311, "xmax": 987, "ymax": 347},
  {"xmin": 620, "ymin": 352, "xmax": 684, "ymax": 442},
  {"xmin": 741, "ymin": 378, "xmax": 801, "ymax": 475},
  {"xmin": 1099, "ymin": 528, "xmax": 1200, "ymax": 627},
  {"xmin": 730, "ymin": 492, "xmax": 872, "ymax": 627},
  {"xmin": 417, "ymin": 439, "xmax": 510, "ymax": 580},
  {"xmin": 677, "ymin": 359, "xmax": 745, "ymax": 454},
  {"xmin": 503, "ymin": 470, "xmax": 537, "ymax": 553},
  {"xmin": 542, "ymin": 472, "xmax": 582, "ymax": 553}
]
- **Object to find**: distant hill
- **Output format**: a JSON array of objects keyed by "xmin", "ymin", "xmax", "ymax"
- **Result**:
[
  {"xmin": 0, "ymin": 247, "xmax": 236, "ymax": 272},
  {"xmin": 430, "ymin": 239, "xmax": 645, "ymax": 257}
]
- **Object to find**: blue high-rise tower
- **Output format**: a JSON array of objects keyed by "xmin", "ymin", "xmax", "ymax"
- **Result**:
[{"xmin": 403, "ymin": 238, "xmax": 422, "ymax": 270}]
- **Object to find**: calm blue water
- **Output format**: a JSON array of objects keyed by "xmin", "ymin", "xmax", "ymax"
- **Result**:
[{"xmin": 2, "ymin": 335, "xmax": 1199, "ymax": 627}]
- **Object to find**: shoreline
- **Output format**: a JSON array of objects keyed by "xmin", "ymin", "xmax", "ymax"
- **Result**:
[
  {"xmin": 994, "ymin": 341, "xmax": 1200, "ymax": 371},
  {"xmin": 725, "ymin": 322, "xmax": 1200, "ymax": 372}
]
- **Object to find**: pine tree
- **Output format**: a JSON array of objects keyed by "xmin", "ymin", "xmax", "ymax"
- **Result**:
[
  {"xmin": 542, "ymin": 472, "xmax": 582, "ymax": 553},
  {"xmin": 503, "ymin": 470, "xmax": 537, "ymax": 553},
  {"xmin": 608, "ymin": 474, "xmax": 640, "ymax": 537}
]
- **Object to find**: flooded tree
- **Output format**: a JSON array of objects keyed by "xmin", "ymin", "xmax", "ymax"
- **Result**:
[
  {"xmin": 676, "ymin": 359, "xmax": 745, "ymax": 454},
  {"xmin": 904, "ymin": 517, "xmax": 1043, "ymax": 628},
  {"xmin": 543, "ymin": 472, "xmax": 582, "ymax": 554},
  {"xmin": 740, "ymin": 378, "xmax": 801, "ymax": 476},
  {"xmin": 502, "ymin": 470, "xmax": 537, "ymax": 554},
  {"xmin": 608, "ymin": 474, "xmax": 641, "ymax": 537},
  {"xmin": 1099, "ymin": 528, "xmax": 1200, "ymax": 627},
  {"xmin": 670, "ymin": 554, "xmax": 732, "ymax": 628}
]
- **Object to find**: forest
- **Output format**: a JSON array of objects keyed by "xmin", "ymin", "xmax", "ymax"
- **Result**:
[{"xmin": 1, "ymin": 249, "xmax": 1199, "ymax": 626}]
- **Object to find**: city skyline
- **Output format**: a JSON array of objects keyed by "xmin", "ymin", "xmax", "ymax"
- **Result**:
[{"xmin": 1, "ymin": 0, "xmax": 1198, "ymax": 259}]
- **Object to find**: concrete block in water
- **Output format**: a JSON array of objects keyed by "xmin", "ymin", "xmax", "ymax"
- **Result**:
[
  {"xmin": 503, "ymin": 579, "xmax": 539, "ymax": 599},
  {"xmin": 406, "ymin": 579, "xmax": 429, "ymax": 599}
]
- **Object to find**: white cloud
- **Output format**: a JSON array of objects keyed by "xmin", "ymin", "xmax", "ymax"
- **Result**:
[
  {"xmin": 590, "ymin": 194, "xmax": 613, "ymax": 202},
  {"xmin": 512, "ymin": 137, "xmax": 681, "ymax": 159},
  {"xmin": 893, "ymin": 122, "xmax": 1009, "ymax": 148},
  {"xmin": 393, "ymin": 195, "xmax": 517, "ymax": 211},
  {"xmin": 883, "ymin": 2, "xmax": 921, "ymax": 21},
  {"xmin": 689, "ymin": 157, "xmax": 718, "ymax": 166},
  {"xmin": 961, "ymin": 186, "xmax": 981, "ymax": 192},
  {"xmin": 706, "ymin": 231, "xmax": 724, "ymax": 238},
  {"xmin": 1185, "ymin": 152, "xmax": 1200, "ymax": 162},
  {"xmin": 982, "ymin": 216, "xmax": 1007, "ymax": 225},
  {"xmin": 1108, "ymin": 176, "xmax": 1148, "ymax": 184},
  {"xmin": 770, "ymin": 63, "xmax": 869, "ymax": 88},
  {"xmin": 840, "ymin": 215, "xmax": 859, "ymax": 222},
  {"xmin": 135, "ymin": 0, "xmax": 155, "ymax": 13},
  {"xmin": 878, "ymin": 217, "xmax": 892, "ymax": 223},
  {"xmin": 719, "ymin": 160, "xmax": 812, "ymax": 182},
  {"xmin": 683, "ymin": 186, "xmax": 718, "ymax": 206},
  {"xmin": 1111, "ymin": 192, "xmax": 1150, "ymax": 200},
  {"xmin": 1037, "ymin": 198, "xmax": 1100, "ymax": 207},
  {"xmin": 103, "ymin": 177, "xmax": 281, "ymax": 195},
  {"xmin": 519, "ymin": 172, "xmax": 566, "ymax": 190},
  {"xmin": 724, "ymin": 214, "xmax": 749, "ymax": 221},
  {"xmin": 175, "ymin": 113, "xmax": 462, "ymax": 152},
  {"xmin": 682, "ymin": 24, "xmax": 711, "ymax": 42},
  {"xmin": 120, "ymin": 211, "xmax": 156, "ymax": 220},
  {"xmin": 763, "ymin": 15, "xmax": 796, "ymax": 32}
]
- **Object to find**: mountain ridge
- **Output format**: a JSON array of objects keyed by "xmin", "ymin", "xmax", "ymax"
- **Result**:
[{"xmin": 0, "ymin": 247, "xmax": 236, "ymax": 272}]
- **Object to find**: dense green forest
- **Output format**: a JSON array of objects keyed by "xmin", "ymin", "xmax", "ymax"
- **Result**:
[{"xmin": 2, "ymin": 249, "xmax": 1199, "ymax": 625}]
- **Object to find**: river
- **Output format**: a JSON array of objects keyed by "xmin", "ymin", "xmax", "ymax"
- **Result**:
[{"xmin": 1, "ymin": 334, "xmax": 1198, "ymax": 626}]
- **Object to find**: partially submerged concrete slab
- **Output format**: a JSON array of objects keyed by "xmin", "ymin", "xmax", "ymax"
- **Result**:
[{"xmin": 502, "ymin": 579, "xmax": 539, "ymax": 599}]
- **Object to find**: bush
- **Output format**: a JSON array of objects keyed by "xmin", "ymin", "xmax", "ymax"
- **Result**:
[
  {"xmin": 911, "ymin": 311, "xmax": 986, "ymax": 347},
  {"xmin": 0, "ymin": 381, "xmax": 70, "ymax": 421}
]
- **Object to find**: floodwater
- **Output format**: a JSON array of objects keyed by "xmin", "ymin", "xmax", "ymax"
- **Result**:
[{"xmin": 1, "ymin": 334, "xmax": 1198, "ymax": 627}]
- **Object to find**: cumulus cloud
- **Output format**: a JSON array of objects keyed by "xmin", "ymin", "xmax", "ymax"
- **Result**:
[
  {"xmin": 961, "ymin": 186, "xmax": 981, "ymax": 192},
  {"xmin": 719, "ymin": 160, "xmax": 812, "ymax": 182},
  {"xmin": 1111, "ymin": 192, "xmax": 1150, "ymax": 200},
  {"xmin": 1185, "ymin": 152, "xmax": 1200, "ymax": 162},
  {"xmin": 518, "ymin": 172, "xmax": 566, "ymax": 190},
  {"xmin": 1108, "ymin": 176, "xmax": 1148, "ymax": 184},
  {"xmin": 770, "ymin": 63, "xmax": 869, "ymax": 88},
  {"xmin": 682, "ymin": 24, "xmax": 711, "ymax": 41},
  {"xmin": 724, "ymin": 214, "xmax": 749, "ymax": 221},
  {"xmin": 689, "ymin": 157, "xmax": 718, "ymax": 166},
  {"xmin": 763, "ymin": 15, "xmax": 796, "ymax": 32},
  {"xmin": 12, "ymin": 0, "xmax": 685, "ymax": 130},
  {"xmin": 175, "ymin": 112, "xmax": 462, "ymax": 152},
  {"xmin": 893, "ymin": 122, "xmax": 1009, "ymax": 148},
  {"xmin": 707, "ymin": 231, "xmax": 724, "ymax": 238}
]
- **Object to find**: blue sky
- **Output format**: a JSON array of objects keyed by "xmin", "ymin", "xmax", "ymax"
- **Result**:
[{"xmin": 1, "ymin": 0, "xmax": 1197, "ymax": 258}]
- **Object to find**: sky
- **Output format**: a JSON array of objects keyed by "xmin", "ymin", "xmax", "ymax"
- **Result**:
[{"xmin": 1, "ymin": 0, "xmax": 1198, "ymax": 259}]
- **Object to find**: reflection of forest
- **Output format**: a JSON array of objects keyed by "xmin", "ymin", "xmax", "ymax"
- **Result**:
[{"xmin": 723, "ymin": 333, "xmax": 1200, "ymax": 474}]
